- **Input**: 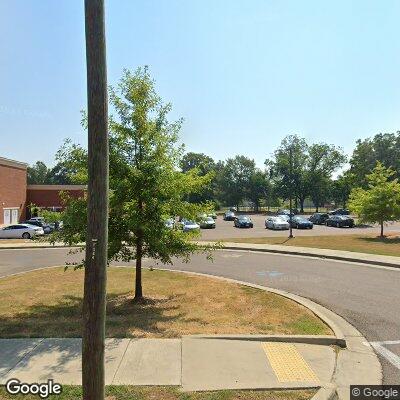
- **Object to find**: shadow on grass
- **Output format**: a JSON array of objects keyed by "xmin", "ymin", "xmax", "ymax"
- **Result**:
[
  {"xmin": 0, "ymin": 292, "xmax": 186, "ymax": 339},
  {"xmin": 360, "ymin": 236, "xmax": 400, "ymax": 244}
]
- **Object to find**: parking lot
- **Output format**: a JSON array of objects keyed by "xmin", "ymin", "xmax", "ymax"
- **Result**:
[{"xmin": 199, "ymin": 214, "xmax": 400, "ymax": 241}]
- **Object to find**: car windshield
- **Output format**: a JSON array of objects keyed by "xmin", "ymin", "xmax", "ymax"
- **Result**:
[
  {"xmin": 238, "ymin": 217, "xmax": 250, "ymax": 221},
  {"xmin": 205, "ymin": 217, "xmax": 214, "ymax": 222},
  {"xmin": 185, "ymin": 220, "xmax": 195, "ymax": 225}
]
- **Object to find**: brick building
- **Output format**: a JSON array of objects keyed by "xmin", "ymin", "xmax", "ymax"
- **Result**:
[
  {"xmin": 27, "ymin": 184, "xmax": 86, "ymax": 214},
  {"xmin": 0, "ymin": 157, "xmax": 28, "ymax": 225},
  {"xmin": 0, "ymin": 156, "xmax": 86, "ymax": 226}
]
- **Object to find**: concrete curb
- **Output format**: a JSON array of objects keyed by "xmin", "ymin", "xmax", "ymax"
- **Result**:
[
  {"xmin": 0, "ymin": 243, "xmax": 82, "ymax": 250},
  {"xmin": 185, "ymin": 334, "xmax": 342, "ymax": 347},
  {"xmin": 155, "ymin": 268, "xmax": 383, "ymax": 400},
  {"xmin": 214, "ymin": 243, "xmax": 400, "ymax": 269}
]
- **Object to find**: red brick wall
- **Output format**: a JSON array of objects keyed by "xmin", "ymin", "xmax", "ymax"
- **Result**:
[
  {"xmin": 27, "ymin": 188, "xmax": 85, "ymax": 209},
  {"xmin": 0, "ymin": 163, "xmax": 27, "ymax": 224}
]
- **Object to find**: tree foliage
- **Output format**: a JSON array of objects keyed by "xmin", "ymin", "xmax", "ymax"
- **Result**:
[
  {"xmin": 267, "ymin": 135, "xmax": 346, "ymax": 212},
  {"xmin": 348, "ymin": 162, "xmax": 400, "ymax": 237},
  {"xmin": 350, "ymin": 132, "xmax": 400, "ymax": 187},
  {"xmin": 52, "ymin": 67, "xmax": 217, "ymax": 299}
]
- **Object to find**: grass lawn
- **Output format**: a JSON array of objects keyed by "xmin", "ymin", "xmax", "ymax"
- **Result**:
[
  {"xmin": 222, "ymin": 234, "xmax": 400, "ymax": 257},
  {"xmin": 0, "ymin": 386, "xmax": 316, "ymax": 400},
  {"xmin": 0, "ymin": 267, "xmax": 329, "ymax": 338}
]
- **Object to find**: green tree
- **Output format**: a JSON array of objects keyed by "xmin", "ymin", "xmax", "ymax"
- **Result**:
[
  {"xmin": 247, "ymin": 170, "xmax": 270, "ymax": 212},
  {"xmin": 331, "ymin": 172, "xmax": 355, "ymax": 208},
  {"xmin": 349, "ymin": 162, "xmax": 400, "ymax": 237},
  {"xmin": 180, "ymin": 152, "xmax": 216, "ymax": 204},
  {"xmin": 217, "ymin": 155, "xmax": 256, "ymax": 210},
  {"xmin": 52, "ymin": 67, "xmax": 216, "ymax": 300},
  {"xmin": 267, "ymin": 135, "xmax": 309, "ymax": 212},
  {"xmin": 350, "ymin": 132, "xmax": 400, "ymax": 186},
  {"xmin": 268, "ymin": 135, "xmax": 346, "ymax": 212},
  {"xmin": 27, "ymin": 161, "xmax": 52, "ymax": 184},
  {"xmin": 307, "ymin": 143, "xmax": 346, "ymax": 211}
]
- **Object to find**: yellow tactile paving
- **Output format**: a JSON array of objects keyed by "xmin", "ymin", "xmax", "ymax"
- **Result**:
[{"xmin": 261, "ymin": 342, "xmax": 320, "ymax": 383}]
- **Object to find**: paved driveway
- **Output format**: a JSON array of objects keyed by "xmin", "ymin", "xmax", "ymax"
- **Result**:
[{"xmin": 0, "ymin": 247, "xmax": 399, "ymax": 384}]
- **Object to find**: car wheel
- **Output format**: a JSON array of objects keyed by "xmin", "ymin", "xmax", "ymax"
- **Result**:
[{"xmin": 22, "ymin": 232, "xmax": 31, "ymax": 239}]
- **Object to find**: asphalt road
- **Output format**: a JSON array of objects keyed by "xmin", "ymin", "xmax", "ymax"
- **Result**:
[
  {"xmin": 199, "ymin": 214, "xmax": 400, "ymax": 240},
  {"xmin": 0, "ymin": 247, "xmax": 399, "ymax": 384}
]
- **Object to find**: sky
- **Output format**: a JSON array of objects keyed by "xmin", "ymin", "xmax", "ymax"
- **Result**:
[{"xmin": 1, "ymin": 0, "xmax": 400, "ymax": 169}]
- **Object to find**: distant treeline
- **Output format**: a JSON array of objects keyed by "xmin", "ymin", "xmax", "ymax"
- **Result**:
[{"xmin": 28, "ymin": 131, "xmax": 400, "ymax": 212}]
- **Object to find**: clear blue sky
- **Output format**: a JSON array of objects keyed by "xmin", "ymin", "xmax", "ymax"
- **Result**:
[{"xmin": 1, "ymin": 0, "xmax": 400, "ymax": 168}]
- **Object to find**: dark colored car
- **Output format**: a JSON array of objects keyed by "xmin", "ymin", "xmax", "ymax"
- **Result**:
[
  {"xmin": 234, "ymin": 216, "xmax": 253, "ymax": 228},
  {"xmin": 326, "ymin": 215, "xmax": 354, "ymax": 228},
  {"xmin": 309, "ymin": 213, "xmax": 329, "ymax": 225},
  {"xmin": 290, "ymin": 216, "xmax": 313, "ymax": 229},
  {"xmin": 223, "ymin": 211, "xmax": 236, "ymax": 221},
  {"xmin": 23, "ymin": 219, "xmax": 53, "ymax": 234},
  {"xmin": 329, "ymin": 208, "xmax": 350, "ymax": 215}
]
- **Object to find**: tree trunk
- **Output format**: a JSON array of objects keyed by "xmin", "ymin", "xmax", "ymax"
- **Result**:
[
  {"xmin": 380, "ymin": 220, "xmax": 384, "ymax": 238},
  {"xmin": 135, "ymin": 199, "xmax": 144, "ymax": 300},
  {"xmin": 299, "ymin": 198, "xmax": 305, "ymax": 213},
  {"xmin": 135, "ymin": 234, "xmax": 143, "ymax": 299},
  {"xmin": 82, "ymin": 1, "xmax": 108, "ymax": 399}
]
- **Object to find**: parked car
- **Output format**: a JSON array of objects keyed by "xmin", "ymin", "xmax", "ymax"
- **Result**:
[
  {"xmin": 290, "ymin": 216, "xmax": 313, "ymax": 229},
  {"xmin": 28, "ymin": 216, "xmax": 45, "ymax": 223},
  {"xmin": 200, "ymin": 216, "xmax": 216, "ymax": 229},
  {"xmin": 23, "ymin": 219, "xmax": 54, "ymax": 234},
  {"xmin": 329, "ymin": 208, "xmax": 350, "ymax": 215},
  {"xmin": 182, "ymin": 220, "xmax": 200, "ymax": 232},
  {"xmin": 0, "ymin": 224, "xmax": 44, "ymax": 239},
  {"xmin": 326, "ymin": 215, "xmax": 354, "ymax": 228},
  {"xmin": 165, "ymin": 218, "xmax": 175, "ymax": 229},
  {"xmin": 234, "ymin": 216, "xmax": 253, "ymax": 228},
  {"xmin": 223, "ymin": 211, "xmax": 236, "ymax": 221},
  {"xmin": 208, "ymin": 212, "xmax": 217, "ymax": 220},
  {"xmin": 278, "ymin": 214, "xmax": 290, "ymax": 222},
  {"xmin": 277, "ymin": 209, "xmax": 295, "ymax": 218},
  {"xmin": 265, "ymin": 216, "xmax": 289, "ymax": 230},
  {"xmin": 309, "ymin": 213, "xmax": 329, "ymax": 225},
  {"xmin": 229, "ymin": 207, "xmax": 237, "ymax": 212}
]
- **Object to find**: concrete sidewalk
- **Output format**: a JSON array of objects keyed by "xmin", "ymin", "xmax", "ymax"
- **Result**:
[{"xmin": 0, "ymin": 337, "xmax": 335, "ymax": 391}]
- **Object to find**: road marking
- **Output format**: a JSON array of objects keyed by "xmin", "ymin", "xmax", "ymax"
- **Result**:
[
  {"xmin": 366, "ymin": 341, "xmax": 400, "ymax": 370},
  {"xmin": 262, "ymin": 342, "xmax": 319, "ymax": 383},
  {"xmin": 256, "ymin": 270, "xmax": 284, "ymax": 277}
]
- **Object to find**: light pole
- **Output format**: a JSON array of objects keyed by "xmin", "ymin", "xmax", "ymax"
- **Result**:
[
  {"xmin": 289, "ymin": 146, "xmax": 294, "ymax": 239},
  {"xmin": 82, "ymin": 0, "xmax": 109, "ymax": 399}
]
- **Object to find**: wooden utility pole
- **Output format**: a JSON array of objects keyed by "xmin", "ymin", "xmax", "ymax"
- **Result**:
[
  {"xmin": 289, "ymin": 146, "xmax": 294, "ymax": 239},
  {"xmin": 83, "ymin": 0, "xmax": 109, "ymax": 399}
]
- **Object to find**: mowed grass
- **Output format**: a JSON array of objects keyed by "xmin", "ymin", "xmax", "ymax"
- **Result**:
[
  {"xmin": 0, "ymin": 386, "xmax": 316, "ymax": 400},
  {"xmin": 0, "ymin": 267, "xmax": 329, "ymax": 338},
  {"xmin": 222, "ymin": 234, "xmax": 400, "ymax": 257}
]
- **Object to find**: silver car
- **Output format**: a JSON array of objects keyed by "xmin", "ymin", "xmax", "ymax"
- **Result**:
[
  {"xmin": 265, "ymin": 216, "xmax": 290, "ymax": 230},
  {"xmin": 182, "ymin": 220, "xmax": 200, "ymax": 232},
  {"xmin": 0, "ymin": 224, "xmax": 45, "ymax": 239}
]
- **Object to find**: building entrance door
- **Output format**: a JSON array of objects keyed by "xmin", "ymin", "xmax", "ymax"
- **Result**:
[
  {"xmin": 11, "ymin": 209, "xmax": 19, "ymax": 224},
  {"xmin": 3, "ymin": 209, "xmax": 11, "ymax": 225}
]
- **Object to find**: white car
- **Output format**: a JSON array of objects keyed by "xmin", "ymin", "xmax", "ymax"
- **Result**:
[
  {"xmin": 265, "ymin": 216, "xmax": 290, "ymax": 230},
  {"xmin": 0, "ymin": 224, "xmax": 45, "ymax": 239},
  {"xmin": 182, "ymin": 220, "xmax": 200, "ymax": 232}
]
